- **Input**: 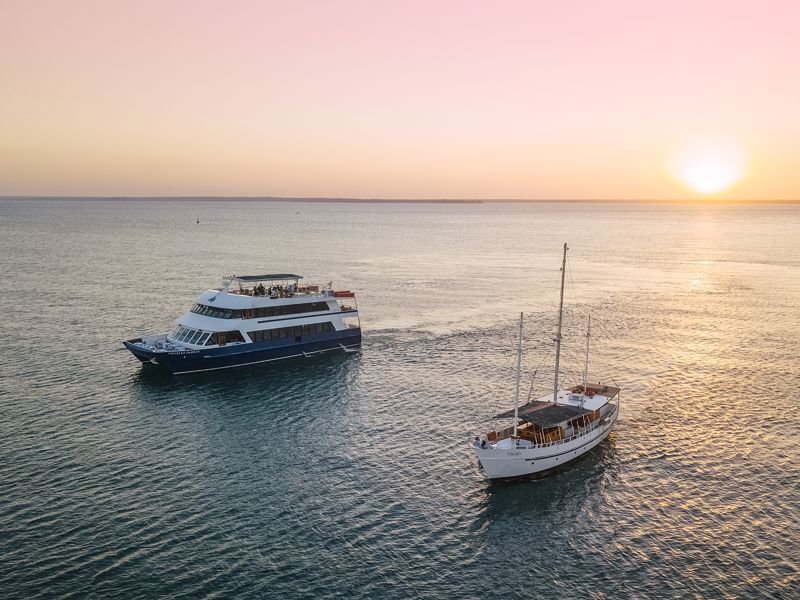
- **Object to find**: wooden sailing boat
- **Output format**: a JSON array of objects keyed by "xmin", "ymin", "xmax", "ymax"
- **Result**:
[{"xmin": 472, "ymin": 243, "xmax": 620, "ymax": 481}]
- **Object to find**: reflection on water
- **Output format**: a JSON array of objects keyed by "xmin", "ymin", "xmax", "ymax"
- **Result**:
[{"xmin": 0, "ymin": 200, "xmax": 798, "ymax": 598}]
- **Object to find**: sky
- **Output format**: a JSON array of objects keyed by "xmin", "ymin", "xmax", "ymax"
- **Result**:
[{"xmin": 1, "ymin": 0, "xmax": 799, "ymax": 200}]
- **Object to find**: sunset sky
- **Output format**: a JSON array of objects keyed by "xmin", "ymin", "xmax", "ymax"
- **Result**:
[{"xmin": 2, "ymin": 0, "xmax": 799, "ymax": 200}]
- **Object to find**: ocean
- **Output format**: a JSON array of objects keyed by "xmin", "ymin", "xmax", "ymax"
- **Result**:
[{"xmin": 0, "ymin": 199, "xmax": 798, "ymax": 598}]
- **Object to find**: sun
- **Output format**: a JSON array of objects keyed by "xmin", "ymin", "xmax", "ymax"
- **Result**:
[{"xmin": 673, "ymin": 143, "xmax": 746, "ymax": 195}]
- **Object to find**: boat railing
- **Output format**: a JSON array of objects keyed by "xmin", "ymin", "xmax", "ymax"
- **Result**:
[{"xmin": 230, "ymin": 289, "xmax": 333, "ymax": 299}]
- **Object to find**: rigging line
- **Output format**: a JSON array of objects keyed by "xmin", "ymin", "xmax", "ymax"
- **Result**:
[
  {"xmin": 565, "ymin": 253, "xmax": 578, "ymax": 319},
  {"xmin": 489, "ymin": 318, "xmax": 520, "ymax": 421},
  {"xmin": 526, "ymin": 344, "xmax": 553, "ymax": 402},
  {"xmin": 565, "ymin": 255, "xmax": 586, "ymax": 337}
]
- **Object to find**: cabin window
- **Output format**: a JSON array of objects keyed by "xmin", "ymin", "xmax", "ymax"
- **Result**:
[
  {"xmin": 247, "ymin": 321, "xmax": 335, "ymax": 342},
  {"xmin": 215, "ymin": 330, "xmax": 245, "ymax": 345},
  {"xmin": 191, "ymin": 300, "xmax": 331, "ymax": 320},
  {"xmin": 170, "ymin": 326, "xmax": 214, "ymax": 345}
]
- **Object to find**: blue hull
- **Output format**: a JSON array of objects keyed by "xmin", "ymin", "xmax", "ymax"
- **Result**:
[{"xmin": 123, "ymin": 330, "xmax": 361, "ymax": 375}]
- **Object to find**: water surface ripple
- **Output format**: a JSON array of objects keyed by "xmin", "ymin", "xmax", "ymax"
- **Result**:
[{"xmin": 0, "ymin": 200, "xmax": 798, "ymax": 598}]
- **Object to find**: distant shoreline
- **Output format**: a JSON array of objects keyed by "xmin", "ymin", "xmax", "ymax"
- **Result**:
[{"xmin": 1, "ymin": 196, "xmax": 799, "ymax": 205}]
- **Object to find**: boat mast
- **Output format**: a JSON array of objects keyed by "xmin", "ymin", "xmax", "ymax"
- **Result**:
[
  {"xmin": 581, "ymin": 314, "xmax": 591, "ymax": 405},
  {"xmin": 553, "ymin": 243, "xmax": 568, "ymax": 404},
  {"xmin": 512, "ymin": 312, "xmax": 524, "ymax": 438}
]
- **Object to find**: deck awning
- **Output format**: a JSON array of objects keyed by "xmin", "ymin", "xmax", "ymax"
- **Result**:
[
  {"xmin": 496, "ymin": 401, "xmax": 592, "ymax": 428},
  {"xmin": 233, "ymin": 274, "xmax": 303, "ymax": 282}
]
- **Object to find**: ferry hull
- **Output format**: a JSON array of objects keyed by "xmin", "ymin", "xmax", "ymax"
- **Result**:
[
  {"xmin": 475, "ymin": 405, "xmax": 618, "ymax": 481},
  {"xmin": 123, "ymin": 329, "xmax": 361, "ymax": 375}
]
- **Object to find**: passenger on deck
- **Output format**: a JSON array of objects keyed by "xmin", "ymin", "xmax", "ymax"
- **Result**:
[
  {"xmin": 473, "ymin": 437, "xmax": 481, "ymax": 448},
  {"xmin": 481, "ymin": 439, "xmax": 487, "ymax": 449},
  {"xmin": 257, "ymin": 283, "xmax": 265, "ymax": 296}
]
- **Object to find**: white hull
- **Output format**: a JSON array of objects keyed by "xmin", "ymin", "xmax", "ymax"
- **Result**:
[{"xmin": 475, "ymin": 404, "xmax": 618, "ymax": 480}]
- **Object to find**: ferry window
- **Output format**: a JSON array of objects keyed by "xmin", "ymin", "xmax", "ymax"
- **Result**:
[
  {"xmin": 206, "ymin": 333, "xmax": 217, "ymax": 346},
  {"xmin": 252, "ymin": 302, "xmax": 332, "ymax": 321},
  {"xmin": 217, "ymin": 330, "xmax": 245, "ymax": 344}
]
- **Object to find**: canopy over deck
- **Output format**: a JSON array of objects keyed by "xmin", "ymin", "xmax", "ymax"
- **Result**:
[
  {"xmin": 233, "ymin": 274, "xmax": 303, "ymax": 282},
  {"xmin": 496, "ymin": 401, "xmax": 592, "ymax": 428}
]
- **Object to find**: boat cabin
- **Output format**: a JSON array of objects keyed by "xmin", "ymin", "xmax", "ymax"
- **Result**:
[{"xmin": 487, "ymin": 384, "xmax": 620, "ymax": 447}]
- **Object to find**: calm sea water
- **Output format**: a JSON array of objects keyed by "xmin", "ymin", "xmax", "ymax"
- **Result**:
[{"xmin": 0, "ymin": 199, "xmax": 798, "ymax": 598}]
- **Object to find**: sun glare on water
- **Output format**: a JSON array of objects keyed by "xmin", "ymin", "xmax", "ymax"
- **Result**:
[{"xmin": 674, "ymin": 143, "xmax": 746, "ymax": 195}]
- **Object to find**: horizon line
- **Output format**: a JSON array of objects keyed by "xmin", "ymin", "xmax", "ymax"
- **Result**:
[{"xmin": 1, "ymin": 195, "xmax": 799, "ymax": 205}]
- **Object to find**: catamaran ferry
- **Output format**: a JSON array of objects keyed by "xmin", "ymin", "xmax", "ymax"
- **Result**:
[{"xmin": 123, "ymin": 274, "xmax": 361, "ymax": 375}]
